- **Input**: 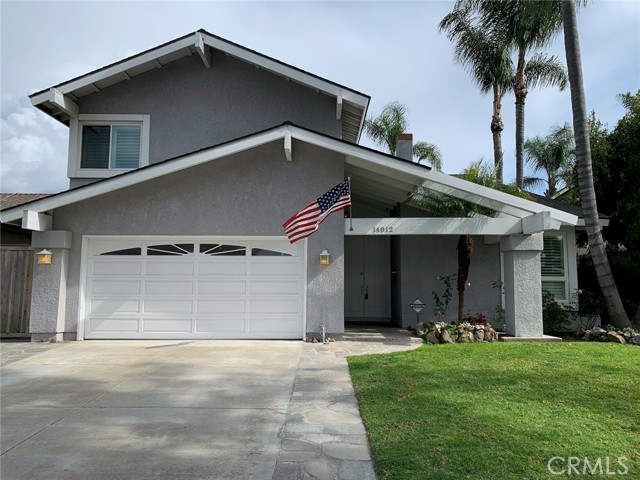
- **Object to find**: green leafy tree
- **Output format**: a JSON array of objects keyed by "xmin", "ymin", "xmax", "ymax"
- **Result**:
[
  {"xmin": 523, "ymin": 122, "xmax": 575, "ymax": 197},
  {"xmin": 364, "ymin": 101, "xmax": 443, "ymax": 169},
  {"xmin": 439, "ymin": 6, "xmax": 513, "ymax": 182},
  {"xmin": 561, "ymin": 0, "xmax": 630, "ymax": 328}
]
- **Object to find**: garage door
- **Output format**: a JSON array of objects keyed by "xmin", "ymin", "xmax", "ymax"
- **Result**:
[{"xmin": 83, "ymin": 238, "xmax": 305, "ymax": 339}]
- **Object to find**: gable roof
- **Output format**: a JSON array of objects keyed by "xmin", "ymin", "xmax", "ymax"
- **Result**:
[
  {"xmin": 0, "ymin": 193, "xmax": 51, "ymax": 211},
  {"xmin": 0, "ymin": 122, "xmax": 578, "ymax": 228},
  {"xmin": 28, "ymin": 30, "xmax": 370, "ymax": 144}
]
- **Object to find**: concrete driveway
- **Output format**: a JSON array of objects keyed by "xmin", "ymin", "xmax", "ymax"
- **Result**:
[{"xmin": 1, "ymin": 334, "xmax": 420, "ymax": 479}]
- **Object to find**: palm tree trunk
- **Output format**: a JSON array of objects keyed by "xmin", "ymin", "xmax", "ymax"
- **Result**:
[
  {"xmin": 514, "ymin": 44, "xmax": 527, "ymax": 189},
  {"xmin": 561, "ymin": 0, "xmax": 630, "ymax": 328},
  {"xmin": 457, "ymin": 235, "xmax": 474, "ymax": 323},
  {"xmin": 491, "ymin": 85, "xmax": 504, "ymax": 183}
]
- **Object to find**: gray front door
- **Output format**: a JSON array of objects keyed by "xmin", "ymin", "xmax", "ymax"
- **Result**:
[{"xmin": 344, "ymin": 236, "xmax": 390, "ymax": 319}]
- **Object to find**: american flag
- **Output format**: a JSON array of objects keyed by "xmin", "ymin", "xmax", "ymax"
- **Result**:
[{"xmin": 283, "ymin": 180, "xmax": 351, "ymax": 244}]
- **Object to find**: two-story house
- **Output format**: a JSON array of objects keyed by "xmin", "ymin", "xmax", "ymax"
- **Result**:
[{"xmin": 0, "ymin": 30, "xmax": 582, "ymax": 341}]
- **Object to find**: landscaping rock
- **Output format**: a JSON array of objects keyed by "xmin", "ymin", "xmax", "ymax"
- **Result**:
[
  {"xmin": 425, "ymin": 331, "xmax": 440, "ymax": 345},
  {"xmin": 441, "ymin": 330, "xmax": 454, "ymax": 344},
  {"xmin": 457, "ymin": 331, "xmax": 473, "ymax": 343},
  {"xmin": 607, "ymin": 331, "xmax": 627, "ymax": 344},
  {"xmin": 475, "ymin": 329, "xmax": 485, "ymax": 342},
  {"xmin": 629, "ymin": 336, "xmax": 640, "ymax": 346},
  {"xmin": 485, "ymin": 325, "xmax": 498, "ymax": 342}
]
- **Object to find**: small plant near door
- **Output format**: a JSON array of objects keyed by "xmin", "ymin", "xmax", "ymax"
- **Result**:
[{"xmin": 432, "ymin": 274, "xmax": 455, "ymax": 322}]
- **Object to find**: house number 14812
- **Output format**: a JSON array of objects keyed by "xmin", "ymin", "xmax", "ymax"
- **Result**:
[{"xmin": 372, "ymin": 226, "xmax": 393, "ymax": 233}]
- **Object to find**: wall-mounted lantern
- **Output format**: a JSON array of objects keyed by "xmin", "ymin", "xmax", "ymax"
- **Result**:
[
  {"xmin": 37, "ymin": 249, "xmax": 52, "ymax": 265},
  {"xmin": 319, "ymin": 249, "xmax": 330, "ymax": 266}
]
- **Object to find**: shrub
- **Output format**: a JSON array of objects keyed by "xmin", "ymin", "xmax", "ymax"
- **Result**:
[{"xmin": 542, "ymin": 290, "xmax": 570, "ymax": 334}]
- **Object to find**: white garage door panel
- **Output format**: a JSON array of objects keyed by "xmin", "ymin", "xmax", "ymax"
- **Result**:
[
  {"xmin": 196, "ymin": 319, "xmax": 247, "ymax": 333},
  {"xmin": 199, "ymin": 262, "xmax": 246, "ymax": 275},
  {"xmin": 92, "ymin": 280, "xmax": 142, "ymax": 294},
  {"xmin": 197, "ymin": 300, "xmax": 246, "ymax": 314},
  {"xmin": 144, "ymin": 300, "xmax": 193, "ymax": 314},
  {"xmin": 198, "ymin": 280, "xmax": 246, "ymax": 295},
  {"xmin": 92, "ymin": 261, "xmax": 142, "ymax": 276},
  {"xmin": 146, "ymin": 261, "xmax": 195, "ymax": 275},
  {"xmin": 84, "ymin": 238, "xmax": 305, "ymax": 339},
  {"xmin": 145, "ymin": 281, "xmax": 194, "ymax": 294},
  {"xmin": 90, "ymin": 318, "xmax": 139, "ymax": 332},
  {"xmin": 143, "ymin": 319, "xmax": 192, "ymax": 332},
  {"xmin": 90, "ymin": 299, "xmax": 140, "ymax": 314}
]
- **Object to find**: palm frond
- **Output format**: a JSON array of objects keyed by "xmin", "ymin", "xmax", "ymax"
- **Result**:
[
  {"xmin": 525, "ymin": 53, "xmax": 568, "ymax": 90},
  {"xmin": 413, "ymin": 141, "xmax": 443, "ymax": 170}
]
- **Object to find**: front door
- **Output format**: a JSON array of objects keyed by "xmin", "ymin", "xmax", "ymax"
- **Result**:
[{"xmin": 344, "ymin": 236, "xmax": 390, "ymax": 320}]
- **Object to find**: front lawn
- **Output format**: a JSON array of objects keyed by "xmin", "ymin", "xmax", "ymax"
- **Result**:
[{"xmin": 348, "ymin": 342, "xmax": 639, "ymax": 480}]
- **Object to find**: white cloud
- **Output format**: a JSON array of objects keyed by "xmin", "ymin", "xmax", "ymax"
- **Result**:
[{"xmin": 1, "ymin": 95, "xmax": 68, "ymax": 193}]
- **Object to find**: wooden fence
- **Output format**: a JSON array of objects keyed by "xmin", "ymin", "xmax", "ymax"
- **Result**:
[{"xmin": 1, "ymin": 247, "xmax": 33, "ymax": 335}]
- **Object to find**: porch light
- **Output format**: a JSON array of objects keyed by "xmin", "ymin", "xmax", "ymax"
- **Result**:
[
  {"xmin": 37, "ymin": 249, "xmax": 52, "ymax": 265},
  {"xmin": 319, "ymin": 249, "xmax": 330, "ymax": 266}
]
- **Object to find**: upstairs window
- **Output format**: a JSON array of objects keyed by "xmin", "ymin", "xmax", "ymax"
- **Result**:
[
  {"xmin": 81, "ymin": 124, "xmax": 141, "ymax": 169},
  {"xmin": 70, "ymin": 114, "xmax": 150, "ymax": 178}
]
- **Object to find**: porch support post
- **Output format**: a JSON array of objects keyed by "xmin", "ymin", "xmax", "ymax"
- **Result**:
[
  {"xmin": 500, "ymin": 233, "xmax": 544, "ymax": 337},
  {"xmin": 29, "ymin": 231, "xmax": 72, "ymax": 342}
]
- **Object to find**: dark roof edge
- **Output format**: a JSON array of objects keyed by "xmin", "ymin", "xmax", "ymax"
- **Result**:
[
  {"xmin": 29, "ymin": 29, "xmax": 370, "ymax": 103},
  {"xmin": 0, "ymin": 122, "xmax": 427, "ymax": 214}
]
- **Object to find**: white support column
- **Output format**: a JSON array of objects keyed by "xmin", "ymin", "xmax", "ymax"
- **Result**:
[
  {"xmin": 29, "ymin": 231, "xmax": 72, "ymax": 342},
  {"xmin": 500, "ymin": 233, "xmax": 544, "ymax": 337}
]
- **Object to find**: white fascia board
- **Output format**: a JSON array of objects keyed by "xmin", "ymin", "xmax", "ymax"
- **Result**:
[
  {"xmin": 290, "ymin": 126, "xmax": 577, "ymax": 225},
  {"xmin": 345, "ymin": 217, "xmax": 523, "ymax": 236},
  {"xmin": 200, "ymin": 33, "xmax": 369, "ymax": 108},
  {"xmin": 336, "ymin": 90, "xmax": 343, "ymax": 120},
  {"xmin": 30, "ymin": 36, "xmax": 195, "ymax": 106},
  {"xmin": 0, "ymin": 127, "xmax": 287, "ymax": 223},
  {"xmin": 423, "ymin": 171, "xmax": 578, "ymax": 225},
  {"xmin": 576, "ymin": 218, "xmax": 609, "ymax": 227}
]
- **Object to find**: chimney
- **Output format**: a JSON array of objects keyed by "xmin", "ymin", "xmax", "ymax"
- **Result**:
[{"xmin": 396, "ymin": 133, "xmax": 413, "ymax": 161}]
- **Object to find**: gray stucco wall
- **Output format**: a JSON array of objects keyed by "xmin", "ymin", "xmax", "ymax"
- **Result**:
[
  {"xmin": 396, "ymin": 235, "xmax": 502, "ymax": 327},
  {"xmin": 71, "ymin": 53, "xmax": 341, "ymax": 188},
  {"xmin": 51, "ymin": 140, "xmax": 345, "ymax": 338}
]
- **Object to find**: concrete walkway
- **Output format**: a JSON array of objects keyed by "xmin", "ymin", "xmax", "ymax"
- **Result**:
[{"xmin": 1, "ymin": 332, "xmax": 421, "ymax": 480}]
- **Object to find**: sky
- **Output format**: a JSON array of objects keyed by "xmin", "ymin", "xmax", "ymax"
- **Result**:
[{"xmin": 1, "ymin": 0, "xmax": 639, "ymax": 194}]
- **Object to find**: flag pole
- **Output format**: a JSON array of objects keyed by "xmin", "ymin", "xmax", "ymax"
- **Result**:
[{"xmin": 347, "ymin": 176, "xmax": 353, "ymax": 231}]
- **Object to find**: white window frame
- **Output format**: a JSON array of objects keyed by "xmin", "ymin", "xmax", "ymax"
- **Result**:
[
  {"xmin": 69, "ymin": 114, "xmax": 150, "ymax": 178},
  {"xmin": 541, "ymin": 229, "xmax": 577, "ymax": 303}
]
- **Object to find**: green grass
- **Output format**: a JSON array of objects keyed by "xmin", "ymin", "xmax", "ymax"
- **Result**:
[{"xmin": 348, "ymin": 342, "xmax": 639, "ymax": 480}]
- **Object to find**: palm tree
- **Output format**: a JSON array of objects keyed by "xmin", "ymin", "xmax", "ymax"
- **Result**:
[
  {"xmin": 523, "ymin": 122, "xmax": 575, "ymax": 197},
  {"xmin": 561, "ymin": 0, "xmax": 630, "ymax": 327},
  {"xmin": 439, "ymin": 5, "xmax": 513, "ymax": 183},
  {"xmin": 411, "ymin": 160, "xmax": 526, "ymax": 322},
  {"xmin": 364, "ymin": 101, "xmax": 443, "ymax": 169},
  {"xmin": 462, "ymin": 0, "xmax": 568, "ymax": 188}
]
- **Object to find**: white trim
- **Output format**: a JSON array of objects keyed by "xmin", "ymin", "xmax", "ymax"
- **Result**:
[
  {"xmin": 49, "ymin": 88, "xmax": 79, "ymax": 117},
  {"xmin": 22, "ymin": 210, "xmax": 53, "ymax": 231},
  {"xmin": 30, "ymin": 36, "xmax": 196, "ymax": 106},
  {"xmin": 0, "ymin": 125, "xmax": 579, "ymax": 228},
  {"xmin": 69, "ymin": 114, "xmax": 150, "ymax": 179},
  {"xmin": 284, "ymin": 131, "xmax": 292, "ymax": 162},
  {"xmin": 302, "ymin": 238, "xmax": 308, "ymax": 341},
  {"xmin": 336, "ymin": 90, "xmax": 343, "ymax": 120},
  {"xmin": 194, "ymin": 32, "xmax": 211, "ymax": 68},
  {"xmin": 30, "ymin": 31, "xmax": 369, "ymax": 114},
  {"xmin": 344, "ymin": 217, "xmax": 525, "ymax": 236},
  {"xmin": 77, "ymin": 235, "xmax": 89, "ymax": 341}
]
